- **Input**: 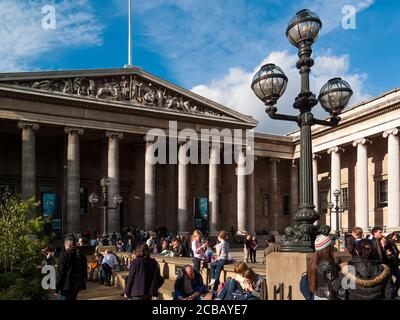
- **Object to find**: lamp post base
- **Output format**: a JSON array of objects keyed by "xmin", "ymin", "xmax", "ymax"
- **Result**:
[
  {"xmin": 280, "ymin": 240, "xmax": 314, "ymax": 253},
  {"xmin": 280, "ymin": 216, "xmax": 331, "ymax": 253}
]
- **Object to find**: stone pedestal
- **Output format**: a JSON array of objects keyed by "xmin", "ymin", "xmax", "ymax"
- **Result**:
[
  {"xmin": 266, "ymin": 252, "xmax": 312, "ymax": 300},
  {"xmin": 266, "ymin": 251, "xmax": 351, "ymax": 300}
]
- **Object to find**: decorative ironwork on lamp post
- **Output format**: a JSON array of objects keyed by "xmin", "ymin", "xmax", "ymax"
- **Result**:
[
  {"xmin": 251, "ymin": 9, "xmax": 353, "ymax": 252},
  {"xmin": 88, "ymin": 177, "xmax": 123, "ymax": 238}
]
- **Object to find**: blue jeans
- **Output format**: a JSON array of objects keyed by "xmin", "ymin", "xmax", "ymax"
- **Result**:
[
  {"xmin": 217, "ymin": 278, "xmax": 240, "ymax": 300},
  {"xmin": 173, "ymin": 291, "xmax": 202, "ymax": 300},
  {"xmin": 210, "ymin": 259, "xmax": 227, "ymax": 290}
]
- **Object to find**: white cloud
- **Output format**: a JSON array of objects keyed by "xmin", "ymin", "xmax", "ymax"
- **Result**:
[
  {"xmin": 301, "ymin": 0, "xmax": 375, "ymax": 33},
  {"xmin": 0, "ymin": 0, "xmax": 103, "ymax": 72},
  {"xmin": 192, "ymin": 51, "xmax": 369, "ymax": 135},
  {"xmin": 133, "ymin": 0, "xmax": 375, "ymax": 87}
]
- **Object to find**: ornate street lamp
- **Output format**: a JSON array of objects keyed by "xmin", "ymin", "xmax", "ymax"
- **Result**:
[
  {"xmin": 328, "ymin": 189, "xmax": 343, "ymax": 237},
  {"xmin": 89, "ymin": 177, "xmax": 122, "ymax": 238},
  {"xmin": 251, "ymin": 9, "xmax": 353, "ymax": 252}
]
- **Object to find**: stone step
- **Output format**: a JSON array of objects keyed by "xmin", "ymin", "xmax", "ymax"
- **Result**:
[
  {"xmin": 158, "ymin": 279, "xmax": 174, "ymax": 300},
  {"xmin": 77, "ymin": 281, "xmax": 125, "ymax": 300}
]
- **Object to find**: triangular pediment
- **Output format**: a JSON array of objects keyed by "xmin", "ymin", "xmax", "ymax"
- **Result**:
[{"xmin": 0, "ymin": 67, "xmax": 258, "ymax": 127}]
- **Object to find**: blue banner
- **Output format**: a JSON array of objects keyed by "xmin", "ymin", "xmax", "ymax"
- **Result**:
[
  {"xmin": 42, "ymin": 193, "xmax": 56, "ymax": 218},
  {"xmin": 199, "ymin": 197, "xmax": 208, "ymax": 220}
]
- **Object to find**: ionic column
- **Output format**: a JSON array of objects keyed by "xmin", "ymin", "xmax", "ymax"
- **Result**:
[
  {"xmin": 327, "ymin": 147, "xmax": 344, "ymax": 231},
  {"xmin": 270, "ymin": 158, "xmax": 280, "ymax": 233},
  {"xmin": 313, "ymin": 154, "xmax": 321, "ymax": 212},
  {"xmin": 247, "ymin": 155, "xmax": 256, "ymax": 235},
  {"xmin": 290, "ymin": 161, "xmax": 299, "ymax": 225},
  {"xmin": 106, "ymin": 131, "xmax": 123, "ymax": 235},
  {"xmin": 383, "ymin": 129, "xmax": 400, "ymax": 229},
  {"xmin": 352, "ymin": 138, "xmax": 371, "ymax": 230},
  {"xmin": 144, "ymin": 136, "xmax": 157, "ymax": 234},
  {"xmin": 178, "ymin": 139, "xmax": 190, "ymax": 235},
  {"xmin": 18, "ymin": 122, "xmax": 39, "ymax": 202},
  {"xmin": 65, "ymin": 127, "xmax": 84, "ymax": 234},
  {"xmin": 237, "ymin": 147, "xmax": 247, "ymax": 233},
  {"xmin": 209, "ymin": 144, "xmax": 220, "ymax": 235}
]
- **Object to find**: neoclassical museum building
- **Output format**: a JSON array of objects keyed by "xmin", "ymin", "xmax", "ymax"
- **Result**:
[{"xmin": 0, "ymin": 67, "xmax": 399, "ymax": 237}]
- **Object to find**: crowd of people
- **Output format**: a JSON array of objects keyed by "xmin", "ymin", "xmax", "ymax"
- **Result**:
[
  {"xmin": 44, "ymin": 224, "xmax": 400, "ymax": 301},
  {"xmin": 308, "ymin": 226, "xmax": 400, "ymax": 300}
]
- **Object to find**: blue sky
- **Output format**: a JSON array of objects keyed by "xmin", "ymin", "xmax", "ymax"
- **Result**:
[{"xmin": 0, "ymin": 0, "xmax": 399, "ymax": 133}]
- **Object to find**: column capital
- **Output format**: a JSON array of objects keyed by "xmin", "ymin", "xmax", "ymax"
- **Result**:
[
  {"xmin": 352, "ymin": 138, "xmax": 372, "ymax": 147},
  {"xmin": 64, "ymin": 127, "xmax": 84, "ymax": 135},
  {"xmin": 17, "ymin": 121, "xmax": 39, "ymax": 131},
  {"xmin": 143, "ymin": 134, "xmax": 158, "ymax": 143},
  {"xmin": 313, "ymin": 153, "xmax": 321, "ymax": 160},
  {"xmin": 106, "ymin": 131, "xmax": 124, "ymax": 140},
  {"xmin": 269, "ymin": 157, "xmax": 280, "ymax": 164},
  {"xmin": 383, "ymin": 128, "xmax": 399, "ymax": 138},
  {"xmin": 327, "ymin": 146, "xmax": 345, "ymax": 154}
]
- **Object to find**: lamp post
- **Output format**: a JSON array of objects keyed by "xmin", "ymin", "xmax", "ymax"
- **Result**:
[
  {"xmin": 329, "ymin": 189, "xmax": 342, "ymax": 237},
  {"xmin": 328, "ymin": 189, "xmax": 347, "ymax": 249},
  {"xmin": 251, "ymin": 9, "xmax": 353, "ymax": 252},
  {"xmin": 88, "ymin": 177, "xmax": 123, "ymax": 238}
]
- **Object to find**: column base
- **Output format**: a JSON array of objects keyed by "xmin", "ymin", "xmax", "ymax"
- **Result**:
[
  {"xmin": 236, "ymin": 230, "xmax": 248, "ymax": 236},
  {"xmin": 385, "ymin": 227, "xmax": 400, "ymax": 233},
  {"xmin": 177, "ymin": 231, "xmax": 190, "ymax": 237},
  {"xmin": 147, "ymin": 231, "xmax": 157, "ymax": 237},
  {"xmin": 208, "ymin": 231, "xmax": 219, "ymax": 237}
]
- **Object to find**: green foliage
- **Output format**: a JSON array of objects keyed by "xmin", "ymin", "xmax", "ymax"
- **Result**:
[
  {"xmin": 0, "ymin": 195, "xmax": 49, "ymax": 299},
  {"xmin": 0, "ymin": 272, "xmax": 18, "ymax": 288},
  {"xmin": 0, "ymin": 274, "xmax": 48, "ymax": 300}
]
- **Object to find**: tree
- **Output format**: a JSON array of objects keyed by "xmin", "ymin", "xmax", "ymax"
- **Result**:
[{"xmin": 0, "ymin": 194, "xmax": 49, "ymax": 299}]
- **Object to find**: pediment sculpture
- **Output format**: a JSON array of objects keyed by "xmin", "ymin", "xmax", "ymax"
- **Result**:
[{"xmin": 5, "ymin": 75, "xmax": 225, "ymax": 118}]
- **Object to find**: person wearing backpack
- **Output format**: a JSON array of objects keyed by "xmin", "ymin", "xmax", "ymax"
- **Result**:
[
  {"xmin": 56, "ymin": 236, "xmax": 88, "ymax": 300},
  {"xmin": 308, "ymin": 234, "xmax": 344, "ymax": 300}
]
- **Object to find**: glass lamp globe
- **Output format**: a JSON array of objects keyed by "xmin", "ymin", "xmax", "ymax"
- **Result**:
[
  {"xmin": 251, "ymin": 63, "xmax": 288, "ymax": 106},
  {"xmin": 319, "ymin": 78, "xmax": 353, "ymax": 115},
  {"xmin": 286, "ymin": 9, "xmax": 322, "ymax": 48}
]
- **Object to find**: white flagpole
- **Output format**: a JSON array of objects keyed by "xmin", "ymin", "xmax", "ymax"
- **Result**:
[{"xmin": 127, "ymin": 0, "xmax": 132, "ymax": 66}]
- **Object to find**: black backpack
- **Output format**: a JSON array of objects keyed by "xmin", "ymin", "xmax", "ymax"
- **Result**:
[{"xmin": 300, "ymin": 272, "xmax": 314, "ymax": 300}]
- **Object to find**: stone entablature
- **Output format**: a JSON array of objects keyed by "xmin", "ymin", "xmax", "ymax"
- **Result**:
[
  {"xmin": 0, "ymin": 67, "xmax": 257, "ymax": 129},
  {"xmin": 289, "ymin": 89, "xmax": 400, "ymax": 157}
]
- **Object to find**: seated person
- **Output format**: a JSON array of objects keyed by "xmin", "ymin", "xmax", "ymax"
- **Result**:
[
  {"xmin": 88, "ymin": 252, "xmax": 103, "ymax": 281},
  {"xmin": 173, "ymin": 265, "xmax": 208, "ymax": 300},
  {"xmin": 216, "ymin": 262, "xmax": 263, "ymax": 300},
  {"xmin": 171, "ymin": 238, "xmax": 185, "ymax": 257},
  {"xmin": 158, "ymin": 240, "xmax": 171, "ymax": 256},
  {"xmin": 240, "ymin": 269, "xmax": 262, "ymax": 300},
  {"xmin": 101, "ymin": 249, "xmax": 118, "ymax": 286}
]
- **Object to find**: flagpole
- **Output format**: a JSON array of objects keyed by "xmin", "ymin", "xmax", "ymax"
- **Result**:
[{"xmin": 128, "ymin": 0, "xmax": 132, "ymax": 66}]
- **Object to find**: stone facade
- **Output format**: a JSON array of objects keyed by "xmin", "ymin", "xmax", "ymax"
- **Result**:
[{"xmin": 0, "ymin": 67, "xmax": 399, "ymax": 237}]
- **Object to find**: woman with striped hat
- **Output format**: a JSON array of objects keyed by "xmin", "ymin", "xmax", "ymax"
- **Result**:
[{"xmin": 308, "ymin": 234, "xmax": 344, "ymax": 300}]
